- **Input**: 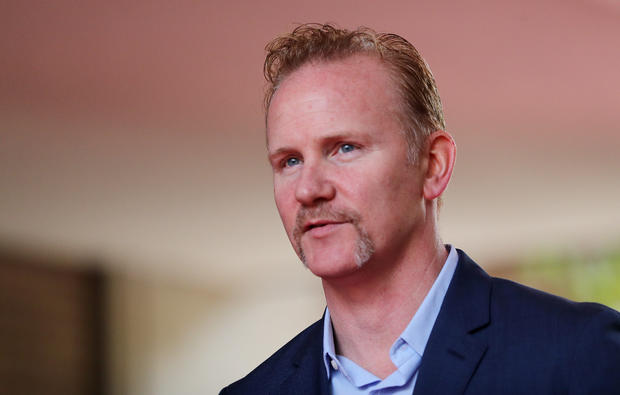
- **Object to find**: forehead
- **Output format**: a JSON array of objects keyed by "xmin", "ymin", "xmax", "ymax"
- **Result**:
[{"xmin": 266, "ymin": 55, "xmax": 403, "ymax": 147}]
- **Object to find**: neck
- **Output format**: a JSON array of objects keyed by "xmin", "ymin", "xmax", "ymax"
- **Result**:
[{"xmin": 321, "ymin": 216, "xmax": 447, "ymax": 379}]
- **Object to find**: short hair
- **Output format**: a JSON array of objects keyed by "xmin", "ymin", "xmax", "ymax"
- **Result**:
[{"xmin": 264, "ymin": 23, "xmax": 446, "ymax": 162}]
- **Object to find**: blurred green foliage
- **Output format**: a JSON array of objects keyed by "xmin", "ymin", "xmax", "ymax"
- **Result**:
[{"xmin": 513, "ymin": 246, "xmax": 620, "ymax": 311}]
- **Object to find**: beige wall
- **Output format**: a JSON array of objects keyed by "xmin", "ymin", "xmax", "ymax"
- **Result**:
[{"xmin": 106, "ymin": 271, "xmax": 324, "ymax": 394}]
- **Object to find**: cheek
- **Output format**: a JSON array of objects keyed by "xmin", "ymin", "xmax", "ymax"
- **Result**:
[
  {"xmin": 343, "ymin": 166, "xmax": 393, "ymax": 201},
  {"xmin": 274, "ymin": 185, "xmax": 296, "ymax": 229},
  {"xmin": 349, "ymin": 165, "xmax": 418, "ymax": 219}
]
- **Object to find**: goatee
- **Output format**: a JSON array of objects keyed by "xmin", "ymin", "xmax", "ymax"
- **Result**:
[{"xmin": 292, "ymin": 204, "xmax": 375, "ymax": 268}]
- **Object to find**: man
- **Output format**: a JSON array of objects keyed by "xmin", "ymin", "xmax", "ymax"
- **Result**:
[{"xmin": 221, "ymin": 24, "xmax": 620, "ymax": 394}]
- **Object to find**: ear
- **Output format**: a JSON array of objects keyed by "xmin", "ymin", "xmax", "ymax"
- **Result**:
[{"xmin": 422, "ymin": 130, "xmax": 456, "ymax": 201}]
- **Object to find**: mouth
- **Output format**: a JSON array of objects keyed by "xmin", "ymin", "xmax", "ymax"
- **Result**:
[{"xmin": 303, "ymin": 220, "xmax": 344, "ymax": 233}]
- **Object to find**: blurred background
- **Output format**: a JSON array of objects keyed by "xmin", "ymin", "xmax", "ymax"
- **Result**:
[{"xmin": 1, "ymin": 0, "xmax": 619, "ymax": 394}]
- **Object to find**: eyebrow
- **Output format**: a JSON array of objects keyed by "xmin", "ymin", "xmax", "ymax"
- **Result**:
[
  {"xmin": 268, "ymin": 146, "xmax": 293, "ymax": 157},
  {"xmin": 267, "ymin": 146, "xmax": 296, "ymax": 163},
  {"xmin": 267, "ymin": 130, "xmax": 375, "ymax": 168},
  {"xmin": 268, "ymin": 131, "xmax": 368, "ymax": 155}
]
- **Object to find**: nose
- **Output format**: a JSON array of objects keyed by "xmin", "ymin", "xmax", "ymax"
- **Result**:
[{"xmin": 295, "ymin": 162, "xmax": 336, "ymax": 206}]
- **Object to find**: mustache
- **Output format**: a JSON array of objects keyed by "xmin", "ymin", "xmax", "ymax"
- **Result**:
[{"xmin": 293, "ymin": 204, "xmax": 361, "ymax": 240}]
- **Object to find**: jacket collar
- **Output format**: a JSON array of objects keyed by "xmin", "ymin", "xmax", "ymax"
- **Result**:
[
  {"xmin": 282, "ymin": 315, "xmax": 331, "ymax": 395},
  {"xmin": 413, "ymin": 249, "xmax": 491, "ymax": 395}
]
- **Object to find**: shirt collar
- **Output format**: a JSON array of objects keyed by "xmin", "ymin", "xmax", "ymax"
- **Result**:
[
  {"xmin": 323, "ymin": 308, "xmax": 338, "ymax": 379},
  {"xmin": 322, "ymin": 244, "xmax": 459, "ymax": 379}
]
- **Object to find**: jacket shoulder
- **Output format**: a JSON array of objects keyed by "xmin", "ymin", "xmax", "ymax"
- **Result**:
[
  {"xmin": 489, "ymin": 274, "xmax": 618, "ymax": 323},
  {"xmin": 220, "ymin": 317, "xmax": 324, "ymax": 395},
  {"xmin": 456, "ymin": 248, "xmax": 617, "ymax": 325},
  {"xmin": 486, "ymin": 271, "xmax": 620, "ymax": 392},
  {"xmin": 453, "ymin": 250, "xmax": 620, "ymax": 393}
]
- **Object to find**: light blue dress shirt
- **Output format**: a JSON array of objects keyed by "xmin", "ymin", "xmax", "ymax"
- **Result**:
[{"xmin": 322, "ymin": 245, "xmax": 458, "ymax": 394}]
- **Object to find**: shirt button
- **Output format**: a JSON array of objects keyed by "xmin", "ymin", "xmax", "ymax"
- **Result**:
[{"xmin": 330, "ymin": 359, "xmax": 339, "ymax": 370}]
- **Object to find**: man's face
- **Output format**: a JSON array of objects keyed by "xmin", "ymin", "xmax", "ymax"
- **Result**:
[{"xmin": 267, "ymin": 55, "xmax": 426, "ymax": 280}]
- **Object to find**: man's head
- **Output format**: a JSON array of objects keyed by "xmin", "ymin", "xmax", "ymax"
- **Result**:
[
  {"xmin": 265, "ymin": 24, "xmax": 455, "ymax": 279},
  {"xmin": 264, "ymin": 23, "xmax": 445, "ymax": 163}
]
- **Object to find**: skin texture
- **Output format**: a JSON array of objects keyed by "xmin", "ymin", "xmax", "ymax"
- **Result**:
[{"xmin": 267, "ymin": 54, "xmax": 456, "ymax": 378}]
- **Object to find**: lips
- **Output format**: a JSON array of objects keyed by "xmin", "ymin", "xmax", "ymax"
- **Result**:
[
  {"xmin": 303, "ymin": 220, "xmax": 345, "ymax": 233},
  {"xmin": 302, "ymin": 221, "xmax": 347, "ymax": 239},
  {"xmin": 293, "ymin": 205, "xmax": 359, "ymax": 243}
]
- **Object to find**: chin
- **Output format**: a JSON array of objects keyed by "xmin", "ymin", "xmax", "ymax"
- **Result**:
[
  {"xmin": 296, "ymin": 225, "xmax": 375, "ymax": 278},
  {"xmin": 303, "ymin": 252, "xmax": 364, "ymax": 280}
]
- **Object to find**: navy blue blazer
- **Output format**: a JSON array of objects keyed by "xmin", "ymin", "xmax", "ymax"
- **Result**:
[{"xmin": 221, "ymin": 250, "xmax": 620, "ymax": 394}]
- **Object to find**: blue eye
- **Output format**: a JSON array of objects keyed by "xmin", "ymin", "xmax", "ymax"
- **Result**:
[
  {"xmin": 285, "ymin": 157, "xmax": 301, "ymax": 167},
  {"xmin": 339, "ymin": 144, "xmax": 356, "ymax": 153}
]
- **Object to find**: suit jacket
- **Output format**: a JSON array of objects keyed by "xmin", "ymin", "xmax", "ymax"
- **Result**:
[{"xmin": 221, "ymin": 250, "xmax": 620, "ymax": 394}]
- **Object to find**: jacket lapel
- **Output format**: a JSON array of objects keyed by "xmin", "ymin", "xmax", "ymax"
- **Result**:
[
  {"xmin": 278, "ymin": 316, "xmax": 330, "ymax": 395},
  {"xmin": 413, "ymin": 250, "xmax": 492, "ymax": 395}
]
